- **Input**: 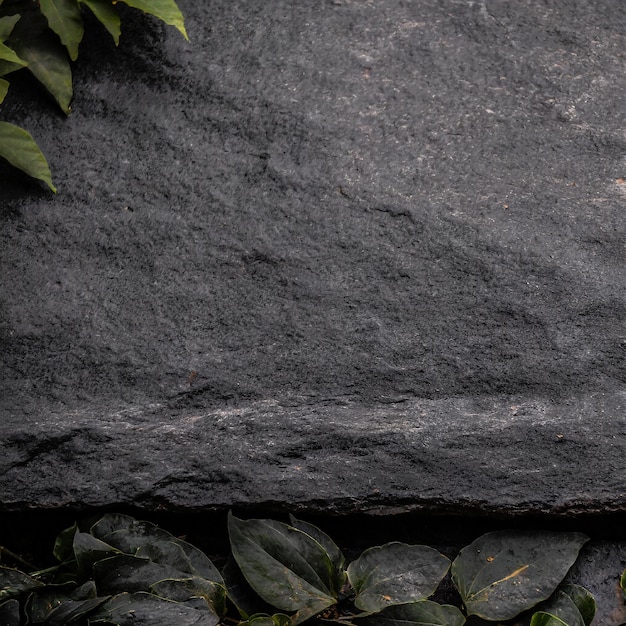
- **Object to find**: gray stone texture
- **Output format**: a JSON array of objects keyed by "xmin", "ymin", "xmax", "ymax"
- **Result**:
[{"xmin": 1, "ymin": 0, "xmax": 624, "ymax": 516}]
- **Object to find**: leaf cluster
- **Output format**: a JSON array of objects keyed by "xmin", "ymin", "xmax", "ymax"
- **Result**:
[
  {"xmin": 0, "ymin": 512, "xmax": 598, "ymax": 626},
  {"xmin": 0, "ymin": 0, "xmax": 186, "ymax": 192}
]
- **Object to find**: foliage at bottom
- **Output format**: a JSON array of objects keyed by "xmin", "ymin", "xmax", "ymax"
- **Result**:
[{"xmin": 0, "ymin": 512, "xmax": 599, "ymax": 625}]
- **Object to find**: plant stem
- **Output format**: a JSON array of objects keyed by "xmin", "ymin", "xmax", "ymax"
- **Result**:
[{"xmin": 0, "ymin": 545, "xmax": 38, "ymax": 572}]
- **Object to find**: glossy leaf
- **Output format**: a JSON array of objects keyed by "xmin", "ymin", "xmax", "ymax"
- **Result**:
[
  {"xmin": 222, "ymin": 554, "xmax": 277, "ymax": 619},
  {"xmin": 242, "ymin": 614, "xmax": 291, "ymax": 626},
  {"xmin": 561, "ymin": 584, "xmax": 596, "ymax": 625},
  {"xmin": 91, "ymin": 591, "xmax": 219, "ymax": 625},
  {"xmin": 348, "ymin": 542, "xmax": 450, "ymax": 613},
  {"xmin": 0, "ymin": 565, "xmax": 44, "ymax": 599},
  {"xmin": 451, "ymin": 531, "xmax": 588, "ymax": 621},
  {"xmin": 228, "ymin": 513, "xmax": 336, "ymax": 620},
  {"xmin": 39, "ymin": 0, "xmax": 84, "ymax": 61},
  {"xmin": 79, "ymin": 0, "xmax": 120, "ymax": 45},
  {"xmin": 0, "ymin": 121, "xmax": 56, "ymax": 191},
  {"xmin": 7, "ymin": 9, "xmax": 72, "ymax": 113},
  {"xmin": 0, "ymin": 76, "xmax": 7, "ymax": 102},
  {"xmin": 116, "ymin": 0, "xmax": 187, "ymax": 39},
  {"xmin": 289, "ymin": 515, "xmax": 347, "ymax": 595},
  {"xmin": 356, "ymin": 600, "xmax": 466, "ymax": 626},
  {"xmin": 54, "ymin": 523, "xmax": 78, "ymax": 563}
]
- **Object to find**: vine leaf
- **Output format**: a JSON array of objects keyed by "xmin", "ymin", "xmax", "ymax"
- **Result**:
[
  {"xmin": 39, "ymin": 0, "xmax": 84, "ymax": 61},
  {"xmin": 0, "ymin": 121, "xmax": 56, "ymax": 191},
  {"xmin": 78, "ymin": 0, "xmax": 121, "ymax": 45},
  {"xmin": 115, "ymin": 0, "xmax": 187, "ymax": 40},
  {"xmin": 347, "ymin": 542, "xmax": 450, "ymax": 613},
  {"xmin": 451, "ymin": 531, "xmax": 589, "ymax": 621},
  {"xmin": 355, "ymin": 600, "xmax": 466, "ymax": 625},
  {"xmin": 227, "ymin": 513, "xmax": 336, "ymax": 623}
]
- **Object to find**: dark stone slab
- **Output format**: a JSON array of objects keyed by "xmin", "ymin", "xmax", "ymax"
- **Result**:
[{"xmin": 1, "ymin": 1, "xmax": 624, "ymax": 515}]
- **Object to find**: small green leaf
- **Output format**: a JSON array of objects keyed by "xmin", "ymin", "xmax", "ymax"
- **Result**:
[
  {"xmin": 0, "ymin": 41, "xmax": 27, "ymax": 67},
  {"xmin": 78, "ymin": 0, "xmax": 120, "ymax": 45},
  {"xmin": 6, "ymin": 9, "xmax": 72, "ymax": 113},
  {"xmin": 0, "ymin": 121, "xmax": 56, "ymax": 191},
  {"xmin": 0, "ymin": 77, "xmax": 8, "ymax": 103},
  {"xmin": 560, "ymin": 584, "xmax": 596, "ymax": 625},
  {"xmin": 0, "ymin": 14, "xmax": 20, "ymax": 42},
  {"xmin": 533, "ymin": 590, "xmax": 586, "ymax": 626},
  {"xmin": 530, "ymin": 612, "xmax": 569, "ymax": 626},
  {"xmin": 54, "ymin": 523, "xmax": 78, "ymax": 563},
  {"xmin": 228, "ymin": 513, "xmax": 336, "ymax": 621},
  {"xmin": 39, "ymin": 0, "xmax": 84, "ymax": 61},
  {"xmin": 242, "ymin": 614, "xmax": 291, "ymax": 626},
  {"xmin": 0, "ymin": 565, "xmax": 44, "ymax": 599},
  {"xmin": 356, "ymin": 600, "xmax": 466, "ymax": 626},
  {"xmin": 347, "ymin": 542, "xmax": 450, "ymax": 613},
  {"xmin": 115, "ymin": 0, "xmax": 187, "ymax": 39},
  {"xmin": 451, "ymin": 531, "xmax": 589, "ymax": 621}
]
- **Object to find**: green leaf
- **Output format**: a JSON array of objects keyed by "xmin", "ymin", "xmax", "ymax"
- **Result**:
[
  {"xmin": 356, "ymin": 600, "xmax": 466, "ymax": 626},
  {"xmin": 560, "ymin": 584, "xmax": 596, "ymax": 625},
  {"xmin": 115, "ymin": 0, "xmax": 187, "ymax": 40},
  {"xmin": 533, "ymin": 590, "xmax": 586, "ymax": 626},
  {"xmin": 530, "ymin": 612, "xmax": 569, "ymax": 626},
  {"xmin": 451, "ymin": 531, "xmax": 589, "ymax": 621},
  {"xmin": 0, "ymin": 121, "xmax": 56, "ymax": 191},
  {"xmin": 347, "ymin": 542, "xmax": 450, "ymax": 613},
  {"xmin": 90, "ymin": 591, "xmax": 219, "ymax": 625},
  {"xmin": 78, "ymin": 0, "xmax": 120, "ymax": 45},
  {"xmin": 54, "ymin": 523, "xmax": 79, "ymax": 563},
  {"xmin": 289, "ymin": 515, "xmax": 347, "ymax": 596},
  {"xmin": 0, "ymin": 76, "xmax": 8, "ymax": 103},
  {"xmin": 39, "ymin": 0, "xmax": 84, "ymax": 61},
  {"xmin": 0, "ymin": 565, "xmax": 44, "ymax": 599},
  {"xmin": 0, "ymin": 41, "xmax": 27, "ymax": 68},
  {"xmin": 6, "ymin": 8, "xmax": 72, "ymax": 113},
  {"xmin": 227, "ymin": 513, "xmax": 336, "ymax": 622},
  {"xmin": 0, "ymin": 14, "xmax": 20, "ymax": 42}
]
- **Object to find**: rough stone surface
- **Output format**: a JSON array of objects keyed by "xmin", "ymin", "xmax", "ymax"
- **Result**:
[{"xmin": 1, "ymin": 1, "xmax": 625, "ymax": 517}]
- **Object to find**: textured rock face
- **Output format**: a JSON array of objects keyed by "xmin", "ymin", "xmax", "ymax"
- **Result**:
[{"xmin": 0, "ymin": 1, "xmax": 624, "ymax": 514}]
